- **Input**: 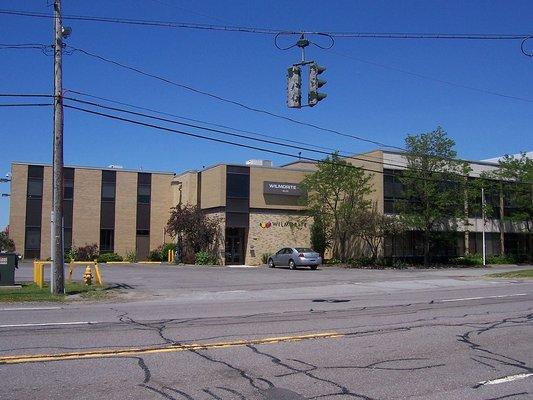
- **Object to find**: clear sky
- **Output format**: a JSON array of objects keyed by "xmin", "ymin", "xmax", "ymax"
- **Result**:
[{"xmin": 1, "ymin": 0, "xmax": 532, "ymax": 228}]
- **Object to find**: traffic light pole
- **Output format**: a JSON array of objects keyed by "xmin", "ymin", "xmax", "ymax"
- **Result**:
[{"xmin": 51, "ymin": 0, "xmax": 65, "ymax": 294}]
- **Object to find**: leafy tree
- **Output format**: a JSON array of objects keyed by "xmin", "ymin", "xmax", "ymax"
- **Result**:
[
  {"xmin": 0, "ymin": 230, "xmax": 15, "ymax": 252},
  {"xmin": 166, "ymin": 205, "xmax": 222, "ymax": 263},
  {"xmin": 351, "ymin": 204, "xmax": 404, "ymax": 262},
  {"xmin": 310, "ymin": 215, "xmax": 329, "ymax": 258},
  {"xmin": 398, "ymin": 127, "xmax": 467, "ymax": 266},
  {"xmin": 300, "ymin": 153, "xmax": 372, "ymax": 261}
]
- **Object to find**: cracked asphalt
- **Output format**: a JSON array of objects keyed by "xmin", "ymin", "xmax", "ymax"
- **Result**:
[{"xmin": 0, "ymin": 264, "xmax": 532, "ymax": 399}]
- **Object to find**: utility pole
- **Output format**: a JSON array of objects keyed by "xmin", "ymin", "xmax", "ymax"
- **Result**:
[
  {"xmin": 51, "ymin": 0, "xmax": 65, "ymax": 294},
  {"xmin": 481, "ymin": 186, "xmax": 486, "ymax": 266}
]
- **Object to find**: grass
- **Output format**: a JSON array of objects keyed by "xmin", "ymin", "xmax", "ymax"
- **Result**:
[
  {"xmin": 487, "ymin": 269, "xmax": 533, "ymax": 279},
  {"xmin": 0, "ymin": 282, "xmax": 108, "ymax": 302}
]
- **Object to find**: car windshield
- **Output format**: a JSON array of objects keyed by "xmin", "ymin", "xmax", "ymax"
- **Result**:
[{"xmin": 295, "ymin": 248, "xmax": 314, "ymax": 253}]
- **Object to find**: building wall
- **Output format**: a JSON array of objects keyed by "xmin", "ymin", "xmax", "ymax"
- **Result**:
[
  {"xmin": 347, "ymin": 150, "xmax": 385, "ymax": 213},
  {"xmin": 172, "ymin": 171, "xmax": 198, "ymax": 206},
  {"xmin": 150, "ymin": 174, "xmax": 174, "ymax": 250},
  {"xmin": 114, "ymin": 171, "xmax": 137, "ymax": 257},
  {"xmin": 72, "ymin": 168, "xmax": 101, "ymax": 249},
  {"xmin": 200, "ymin": 165, "xmax": 226, "ymax": 209},
  {"xmin": 8, "ymin": 164, "xmax": 28, "ymax": 254},
  {"xmin": 249, "ymin": 167, "xmax": 309, "ymax": 210},
  {"xmin": 39, "ymin": 166, "xmax": 53, "ymax": 259},
  {"xmin": 246, "ymin": 210, "xmax": 311, "ymax": 265}
]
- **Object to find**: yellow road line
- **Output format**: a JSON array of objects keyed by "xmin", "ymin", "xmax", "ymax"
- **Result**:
[{"xmin": 0, "ymin": 332, "xmax": 344, "ymax": 365}]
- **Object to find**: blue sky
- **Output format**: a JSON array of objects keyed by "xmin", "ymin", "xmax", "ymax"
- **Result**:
[{"xmin": 1, "ymin": 0, "xmax": 532, "ymax": 228}]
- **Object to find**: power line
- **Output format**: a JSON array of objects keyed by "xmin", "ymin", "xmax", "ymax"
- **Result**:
[
  {"xmin": 65, "ymin": 89, "xmax": 354, "ymax": 156},
  {"xmin": 67, "ymin": 44, "xmax": 404, "ymax": 150},
  {"xmin": 0, "ymin": 103, "xmax": 51, "ymax": 107},
  {"xmin": 329, "ymin": 49, "xmax": 533, "ymax": 103},
  {"xmin": 1, "ymin": 9, "xmax": 530, "ymax": 40},
  {"xmin": 63, "ymin": 95, "xmax": 414, "ymax": 171}
]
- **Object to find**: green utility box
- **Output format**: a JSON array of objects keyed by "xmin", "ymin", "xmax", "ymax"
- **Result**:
[{"xmin": 0, "ymin": 253, "xmax": 18, "ymax": 286}]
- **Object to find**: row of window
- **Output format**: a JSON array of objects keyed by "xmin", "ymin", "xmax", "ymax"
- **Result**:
[{"xmin": 24, "ymin": 167, "xmax": 153, "ymax": 259}]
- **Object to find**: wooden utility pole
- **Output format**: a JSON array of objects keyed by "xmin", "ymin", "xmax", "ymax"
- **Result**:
[{"xmin": 51, "ymin": 0, "xmax": 65, "ymax": 294}]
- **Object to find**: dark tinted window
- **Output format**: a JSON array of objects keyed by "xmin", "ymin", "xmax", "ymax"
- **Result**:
[
  {"xmin": 137, "ymin": 184, "xmax": 151, "ymax": 204},
  {"xmin": 101, "ymin": 182, "xmax": 116, "ymax": 201},
  {"xmin": 295, "ymin": 248, "xmax": 313, "ymax": 253},
  {"xmin": 26, "ymin": 198, "xmax": 42, "ymax": 227},
  {"xmin": 100, "ymin": 229, "xmax": 114, "ymax": 252},
  {"xmin": 27, "ymin": 178, "xmax": 43, "ymax": 198},
  {"xmin": 227, "ymin": 173, "xmax": 250, "ymax": 198},
  {"xmin": 136, "ymin": 203, "xmax": 150, "ymax": 230}
]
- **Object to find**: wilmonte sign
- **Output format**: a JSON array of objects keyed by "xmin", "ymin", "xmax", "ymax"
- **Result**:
[{"xmin": 263, "ymin": 181, "xmax": 302, "ymax": 196}]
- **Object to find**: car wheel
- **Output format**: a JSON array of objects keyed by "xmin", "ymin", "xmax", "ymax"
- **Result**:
[
  {"xmin": 289, "ymin": 259, "xmax": 296, "ymax": 270},
  {"xmin": 268, "ymin": 258, "xmax": 275, "ymax": 268},
  {"xmin": 310, "ymin": 265, "xmax": 318, "ymax": 270}
]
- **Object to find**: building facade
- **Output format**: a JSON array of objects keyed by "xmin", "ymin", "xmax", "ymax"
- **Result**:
[{"xmin": 8, "ymin": 150, "xmax": 531, "ymax": 264}]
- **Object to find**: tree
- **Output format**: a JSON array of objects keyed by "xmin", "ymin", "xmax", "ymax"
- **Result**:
[
  {"xmin": 398, "ymin": 127, "xmax": 467, "ymax": 267},
  {"xmin": 493, "ymin": 152, "xmax": 532, "ymax": 259},
  {"xmin": 0, "ymin": 229, "xmax": 15, "ymax": 252},
  {"xmin": 300, "ymin": 153, "xmax": 373, "ymax": 261},
  {"xmin": 351, "ymin": 204, "xmax": 404, "ymax": 262},
  {"xmin": 166, "ymin": 205, "xmax": 222, "ymax": 263},
  {"xmin": 310, "ymin": 215, "xmax": 329, "ymax": 258}
]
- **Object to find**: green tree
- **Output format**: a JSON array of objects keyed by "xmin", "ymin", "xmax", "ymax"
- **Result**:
[
  {"xmin": 0, "ymin": 230, "xmax": 15, "ymax": 252},
  {"xmin": 398, "ymin": 127, "xmax": 467, "ymax": 266},
  {"xmin": 300, "ymin": 153, "xmax": 373, "ymax": 261},
  {"xmin": 310, "ymin": 215, "xmax": 329, "ymax": 258}
]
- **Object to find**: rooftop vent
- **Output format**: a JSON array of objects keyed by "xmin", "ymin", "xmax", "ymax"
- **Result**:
[
  {"xmin": 107, "ymin": 164, "xmax": 124, "ymax": 169},
  {"xmin": 245, "ymin": 159, "xmax": 273, "ymax": 167}
]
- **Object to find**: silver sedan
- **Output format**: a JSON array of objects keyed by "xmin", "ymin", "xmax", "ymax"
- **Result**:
[{"xmin": 268, "ymin": 247, "xmax": 322, "ymax": 270}]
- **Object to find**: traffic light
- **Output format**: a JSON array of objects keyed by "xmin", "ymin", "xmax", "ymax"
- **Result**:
[
  {"xmin": 308, "ymin": 62, "xmax": 327, "ymax": 107},
  {"xmin": 287, "ymin": 65, "xmax": 301, "ymax": 108}
]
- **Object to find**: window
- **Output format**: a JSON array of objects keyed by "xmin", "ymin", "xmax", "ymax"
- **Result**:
[
  {"xmin": 100, "ymin": 229, "xmax": 114, "ymax": 252},
  {"xmin": 24, "ymin": 227, "xmax": 41, "ymax": 259},
  {"xmin": 226, "ymin": 173, "xmax": 250, "ymax": 198},
  {"xmin": 27, "ymin": 178, "xmax": 43, "ymax": 198},
  {"xmin": 101, "ymin": 182, "xmax": 116, "ymax": 201},
  {"xmin": 137, "ymin": 184, "xmax": 151, "ymax": 204},
  {"xmin": 136, "ymin": 230, "xmax": 150, "ymax": 236}
]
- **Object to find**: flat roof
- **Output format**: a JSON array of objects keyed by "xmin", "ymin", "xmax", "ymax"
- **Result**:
[{"xmin": 12, "ymin": 162, "xmax": 176, "ymax": 176}]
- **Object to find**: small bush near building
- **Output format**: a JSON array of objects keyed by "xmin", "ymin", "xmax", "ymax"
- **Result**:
[
  {"xmin": 64, "ymin": 247, "xmax": 77, "ymax": 263},
  {"xmin": 76, "ymin": 244, "xmax": 99, "ymax": 261},
  {"xmin": 261, "ymin": 253, "xmax": 270, "ymax": 264},
  {"xmin": 487, "ymin": 254, "xmax": 517, "ymax": 264},
  {"xmin": 195, "ymin": 251, "xmax": 219, "ymax": 265},
  {"xmin": 148, "ymin": 248, "xmax": 163, "ymax": 262},
  {"xmin": 97, "ymin": 253, "xmax": 123, "ymax": 263},
  {"xmin": 450, "ymin": 254, "xmax": 483, "ymax": 266},
  {"xmin": 125, "ymin": 250, "xmax": 137, "ymax": 263}
]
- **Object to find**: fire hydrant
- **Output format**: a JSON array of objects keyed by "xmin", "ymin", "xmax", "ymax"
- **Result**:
[{"xmin": 83, "ymin": 265, "xmax": 93, "ymax": 285}]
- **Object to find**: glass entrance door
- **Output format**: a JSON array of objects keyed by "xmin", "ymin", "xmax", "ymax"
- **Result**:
[{"xmin": 225, "ymin": 228, "xmax": 245, "ymax": 265}]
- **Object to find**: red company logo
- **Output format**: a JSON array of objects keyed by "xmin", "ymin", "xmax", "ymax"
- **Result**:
[{"xmin": 259, "ymin": 221, "xmax": 272, "ymax": 229}]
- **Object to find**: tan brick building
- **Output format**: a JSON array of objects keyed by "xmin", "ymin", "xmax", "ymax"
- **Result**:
[{"xmin": 8, "ymin": 150, "xmax": 531, "ymax": 264}]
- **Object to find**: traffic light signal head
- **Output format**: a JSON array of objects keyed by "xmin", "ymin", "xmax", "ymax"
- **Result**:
[
  {"xmin": 287, "ymin": 65, "xmax": 302, "ymax": 108},
  {"xmin": 308, "ymin": 62, "xmax": 327, "ymax": 107}
]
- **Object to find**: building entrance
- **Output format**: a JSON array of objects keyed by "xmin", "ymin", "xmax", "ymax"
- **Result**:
[{"xmin": 225, "ymin": 227, "xmax": 245, "ymax": 265}]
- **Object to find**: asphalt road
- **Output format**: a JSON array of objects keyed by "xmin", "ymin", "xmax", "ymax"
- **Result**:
[{"xmin": 0, "ymin": 263, "xmax": 531, "ymax": 399}]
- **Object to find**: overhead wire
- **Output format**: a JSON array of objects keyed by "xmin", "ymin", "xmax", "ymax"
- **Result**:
[
  {"xmin": 62, "ymin": 95, "xmax": 415, "ymax": 171},
  {"xmin": 66, "ymin": 44, "xmax": 404, "ymax": 150},
  {"xmin": 0, "ymin": 9, "xmax": 531, "ymax": 40}
]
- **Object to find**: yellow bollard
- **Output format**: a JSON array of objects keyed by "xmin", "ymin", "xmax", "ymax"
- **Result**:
[
  {"xmin": 93, "ymin": 261, "xmax": 103, "ymax": 285},
  {"xmin": 68, "ymin": 262, "xmax": 74, "ymax": 282},
  {"xmin": 35, "ymin": 262, "xmax": 44, "ymax": 289}
]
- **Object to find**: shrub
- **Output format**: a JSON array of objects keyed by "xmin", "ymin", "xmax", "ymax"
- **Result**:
[
  {"xmin": 0, "ymin": 231, "xmax": 15, "ymax": 252},
  {"xmin": 161, "ymin": 243, "xmax": 177, "ymax": 262},
  {"xmin": 261, "ymin": 253, "xmax": 270, "ymax": 264},
  {"xmin": 64, "ymin": 247, "xmax": 77, "ymax": 263},
  {"xmin": 195, "ymin": 251, "xmax": 219, "ymax": 265},
  {"xmin": 325, "ymin": 258, "xmax": 342, "ymax": 265},
  {"xmin": 97, "ymin": 253, "xmax": 123, "ymax": 263},
  {"xmin": 149, "ymin": 248, "xmax": 163, "ymax": 262},
  {"xmin": 76, "ymin": 244, "xmax": 99, "ymax": 261},
  {"xmin": 125, "ymin": 250, "xmax": 137, "ymax": 263},
  {"xmin": 487, "ymin": 254, "xmax": 516, "ymax": 265},
  {"xmin": 450, "ymin": 254, "xmax": 483, "ymax": 266}
]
